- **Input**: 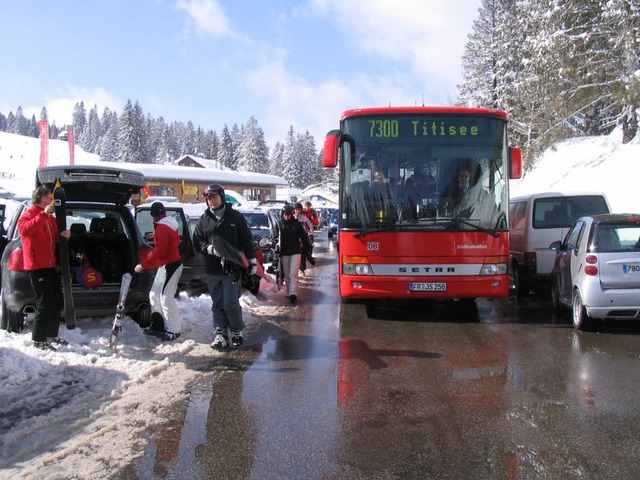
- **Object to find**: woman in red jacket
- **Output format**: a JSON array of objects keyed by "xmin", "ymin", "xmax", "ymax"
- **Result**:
[
  {"xmin": 17, "ymin": 186, "xmax": 71, "ymax": 350},
  {"xmin": 135, "ymin": 202, "xmax": 183, "ymax": 341}
]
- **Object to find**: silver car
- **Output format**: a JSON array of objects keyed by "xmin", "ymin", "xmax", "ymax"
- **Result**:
[{"xmin": 550, "ymin": 214, "xmax": 640, "ymax": 330}]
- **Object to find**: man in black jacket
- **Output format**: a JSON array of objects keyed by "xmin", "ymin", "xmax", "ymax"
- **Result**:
[{"xmin": 193, "ymin": 184, "xmax": 257, "ymax": 350}]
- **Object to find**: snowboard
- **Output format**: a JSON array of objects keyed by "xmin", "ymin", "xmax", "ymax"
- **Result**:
[
  {"xmin": 108, "ymin": 272, "xmax": 132, "ymax": 350},
  {"xmin": 53, "ymin": 185, "xmax": 76, "ymax": 329},
  {"xmin": 209, "ymin": 235, "xmax": 274, "ymax": 287}
]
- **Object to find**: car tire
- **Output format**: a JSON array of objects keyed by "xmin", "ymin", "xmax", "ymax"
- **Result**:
[
  {"xmin": 511, "ymin": 263, "xmax": 529, "ymax": 298},
  {"xmin": 550, "ymin": 278, "xmax": 561, "ymax": 310},
  {"xmin": 1, "ymin": 293, "xmax": 25, "ymax": 333},
  {"xmin": 572, "ymin": 289, "xmax": 592, "ymax": 331},
  {"xmin": 130, "ymin": 305, "xmax": 152, "ymax": 328}
]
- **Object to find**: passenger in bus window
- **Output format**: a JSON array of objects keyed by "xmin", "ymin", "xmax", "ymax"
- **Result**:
[
  {"xmin": 370, "ymin": 169, "xmax": 396, "ymax": 222},
  {"xmin": 440, "ymin": 165, "xmax": 472, "ymax": 208},
  {"xmin": 406, "ymin": 167, "xmax": 436, "ymax": 206}
]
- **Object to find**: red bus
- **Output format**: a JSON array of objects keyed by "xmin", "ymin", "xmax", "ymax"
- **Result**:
[{"xmin": 323, "ymin": 106, "xmax": 522, "ymax": 300}]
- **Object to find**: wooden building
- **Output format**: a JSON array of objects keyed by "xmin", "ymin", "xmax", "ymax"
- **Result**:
[{"xmin": 99, "ymin": 160, "xmax": 288, "ymax": 205}]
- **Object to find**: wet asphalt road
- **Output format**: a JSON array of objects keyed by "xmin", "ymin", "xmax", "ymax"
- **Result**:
[{"xmin": 133, "ymin": 234, "xmax": 640, "ymax": 480}]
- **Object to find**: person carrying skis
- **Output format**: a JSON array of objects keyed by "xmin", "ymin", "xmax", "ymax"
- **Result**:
[
  {"xmin": 278, "ymin": 204, "xmax": 312, "ymax": 303},
  {"xmin": 135, "ymin": 202, "xmax": 183, "ymax": 341}
]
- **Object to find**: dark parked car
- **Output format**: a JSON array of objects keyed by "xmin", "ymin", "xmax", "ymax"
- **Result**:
[
  {"xmin": 1, "ymin": 166, "xmax": 155, "ymax": 332},
  {"xmin": 328, "ymin": 211, "xmax": 339, "ymax": 239},
  {"xmin": 239, "ymin": 208, "xmax": 277, "ymax": 244},
  {"xmin": 0, "ymin": 198, "xmax": 24, "ymax": 260},
  {"xmin": 550, "ymin": 213, "xmax": 640, "ymax": 330}
]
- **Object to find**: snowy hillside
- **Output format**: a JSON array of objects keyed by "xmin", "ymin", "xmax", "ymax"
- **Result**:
[
  {"xmin": 0, "ymin": 132, "xmax": 100, "ymax": 197},
  {"xmin": 511, "ymin": 127, "xmax": 640, "ymax": 213}
]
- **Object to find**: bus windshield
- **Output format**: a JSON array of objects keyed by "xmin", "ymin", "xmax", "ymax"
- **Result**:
[{"xmin": 339, "ymin": 113, "xmax": 509, "ymax": 232}]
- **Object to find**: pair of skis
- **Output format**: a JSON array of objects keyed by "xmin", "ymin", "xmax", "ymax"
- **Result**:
[
  {"xmin": 53, "ymin": 184, "xmax": 76, "ymax": 330},
  {"xmin": 108, "ymin": 273, "xmax": 133, "ymax": 350}
]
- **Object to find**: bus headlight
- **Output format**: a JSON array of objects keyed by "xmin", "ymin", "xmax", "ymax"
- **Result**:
[
  {"xmin": 342, "ymin": 256, "xmax": 373, "ymax": 275},
  {"xmin": 479, "ymin": 256, "xmax": 508, "ymax": 276}
]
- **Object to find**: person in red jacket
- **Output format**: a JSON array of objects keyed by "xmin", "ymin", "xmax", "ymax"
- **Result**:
[
  {"xmin": 17, "ymin": 186, "xmax": 71, "ymax": 350},
  {"xmin": 135, "ymin": 202, "xmax": 183, "ymax": 341}
]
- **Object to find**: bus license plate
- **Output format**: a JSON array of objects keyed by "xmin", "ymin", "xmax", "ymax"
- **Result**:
[{"xmin": 409, "ymin": 282, "xmax": 446, "ymax": 292}]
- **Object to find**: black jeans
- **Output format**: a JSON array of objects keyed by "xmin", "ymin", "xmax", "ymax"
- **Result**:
[{"xmin": 29, "ymin": 268, "xmax": 63, "ymax": 342}]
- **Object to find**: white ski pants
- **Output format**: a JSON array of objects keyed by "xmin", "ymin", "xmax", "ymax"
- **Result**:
[{"xmin": 149, "ymin": 262, "xmax": 183, "ymax": 334}]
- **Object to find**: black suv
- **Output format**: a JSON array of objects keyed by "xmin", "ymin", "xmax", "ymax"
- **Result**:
[{"xmin": 1, "ymin": 166, "xmax": 155, "ymax": 332}]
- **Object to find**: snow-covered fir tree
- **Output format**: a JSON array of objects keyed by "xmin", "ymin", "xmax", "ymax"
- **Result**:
[
  {"xmin": 71, "ymin": 101, "xmax": 87, "ymax": 145},
  {"xmin": 236, "ymin": 116, "xmax": 269, "ymax": 173},
  {"xmin": 297, "ymin": 130, "xmax": 319, "ymax": 186},
  {"xmin": 81, "ymin": 105, "xmax": 102, "ymax": 154},
  {"xmin": 217, "ymin": 125, "xmax": 236, "ymax": 169},
  {"xmin": 116, "ymin": 100, "xmax": 147, "ymax": 163},
  {"xmin": 269, "ymin": 141, "xmax": 285, "ymax": 177},
  {"xmin": 282, "ymin": 126, "xmax": 301, "ymax": 188}
]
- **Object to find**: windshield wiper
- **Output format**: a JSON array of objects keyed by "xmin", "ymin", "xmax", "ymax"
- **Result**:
[
  {"xmin": 448, "ymin": 217, "xmax": 500, "ymax": 238},
  {"xmin": 353, "ymin": 224, "xmax": 399, "ymax": 238}
]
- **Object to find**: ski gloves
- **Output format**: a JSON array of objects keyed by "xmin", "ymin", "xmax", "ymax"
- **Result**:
[{"xmin": 248, "ymin": 258, "xmax": 257, "ymax": 275}]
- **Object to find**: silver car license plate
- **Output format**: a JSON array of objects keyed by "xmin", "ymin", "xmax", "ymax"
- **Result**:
[{"xmin": 622, "ymin": 264, "xmax": 640, "ymax": 275}]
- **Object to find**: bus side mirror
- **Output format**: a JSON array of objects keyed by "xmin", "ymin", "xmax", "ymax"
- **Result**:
[
  {"xmin": 323, "ymin": 130, "xmax": 341, "ymax": 168},
  {"xmin": 509, "ymin": 147, "xmax": 523, "ymax": 179}
]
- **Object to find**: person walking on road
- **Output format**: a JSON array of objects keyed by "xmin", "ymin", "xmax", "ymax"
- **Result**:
[
  {"xmin": 294, "ymin": 202, "xmax": 315, "ymax": 273},
  {"xmin": 17, "ymin": 186, "xmax": 71, "ymax": 350},
  {"xmin": 278, "ymin": 204, "xmax": 312, "ymax": 304},
  {"xmin": 192, "ymin": 184, "xmax": 257, "ymax": 350},
  {"xmin": 135, "ymin": 202, "xmax": 183, "ymax": 341}
]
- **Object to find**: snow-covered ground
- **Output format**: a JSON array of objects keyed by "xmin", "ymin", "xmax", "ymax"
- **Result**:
[
  {"xmin": 0, "ymin": 284, "xmax": 295, "ymax": 479},
  {"xmin": 2, "ymin": 126, "xmax": 640, "ymax": 478}
]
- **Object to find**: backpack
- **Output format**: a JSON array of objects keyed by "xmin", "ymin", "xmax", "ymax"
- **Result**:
[{"xmin": 308, "ymin": 209, "xmax": 319, "ymax": 227}]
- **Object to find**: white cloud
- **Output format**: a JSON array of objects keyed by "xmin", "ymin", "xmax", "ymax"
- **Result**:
[
  {"xmin": 242, "ymin": 57, "xmax": 435, "ymax": 147},
  {"xmin": 175, "ymin": 0, "xmax": 238, "ymax": 38},
  {"xmin": 242, "ymin": 59, "xmax": 358, "ymax": 144},
  {"xmin": 22, "ymin": 87, "xmax": 123, "ymax": 128},
  {"xmin": 309, "ymin": 0, "xmax": 479, "ymax": 89}
]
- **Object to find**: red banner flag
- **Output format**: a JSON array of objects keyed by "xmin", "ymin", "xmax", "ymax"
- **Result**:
[
  {"xmin": 38, "ymin": 120, "xmax": 49, "ymax": 168},
  {"xmin": 67, "ymin": 125, "xmax": 75, "ymax": 166}
]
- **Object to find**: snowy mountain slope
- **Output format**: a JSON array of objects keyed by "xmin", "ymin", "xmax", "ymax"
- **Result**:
[{"xmin": 511, "ymin": 127, "xmax": 640, "ymax": 213}]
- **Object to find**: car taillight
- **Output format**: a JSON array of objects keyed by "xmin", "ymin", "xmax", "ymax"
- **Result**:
[
  {"xmin": 584, "ymin": 265, "xmax": 598, "ymax": 276},
  {"xmin": 584, "ymin": 255, "xmax": 598, "ymax": 276},
  {"xmin": 7, "ymin": 248, "xmax": 24, "ymax": 271}
]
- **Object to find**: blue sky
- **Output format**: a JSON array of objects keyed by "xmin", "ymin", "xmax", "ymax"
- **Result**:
[{"xmin": 0, "ymin": 0, "xmax": 481, "ymax": 149}]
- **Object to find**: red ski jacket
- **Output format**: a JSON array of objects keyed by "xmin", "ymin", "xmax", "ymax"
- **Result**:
[
  {"xmin": 17, "ymin": 204, "xmax": 59, "ymax": 271},
  {"xmin": 141, "ymin": 216, "xmax": 182, "ymax": 269}
]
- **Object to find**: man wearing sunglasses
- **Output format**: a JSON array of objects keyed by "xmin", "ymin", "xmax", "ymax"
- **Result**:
[{"xmin": 192, "ymin": 184, "xmax": 257, "ymax": 350}]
